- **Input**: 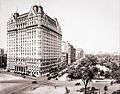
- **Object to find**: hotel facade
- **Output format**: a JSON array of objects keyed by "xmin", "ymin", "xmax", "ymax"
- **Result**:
[{"xmin": 7, "ymin": 5, "xmax": 62, "ymax": 76}]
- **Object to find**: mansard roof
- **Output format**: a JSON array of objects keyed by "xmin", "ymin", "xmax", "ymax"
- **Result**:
[
  {"xmin": 8, "ymin": 5, "xmax": 61, "ymax": 28},
  {"xmin": 10, "ymin": 5, "xmax": 44, "ymax": 20},
  {"xmin": 17, "ymin": 12, "xmax": 29, "ymax": 18}
]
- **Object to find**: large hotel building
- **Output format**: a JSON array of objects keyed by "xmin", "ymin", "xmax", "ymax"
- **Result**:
[{"xmin": 7, "ymin": 5, "xmax": 62, "ymax": 76}]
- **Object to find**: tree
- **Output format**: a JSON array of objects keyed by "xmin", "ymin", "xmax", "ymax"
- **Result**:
[
  {"xmin": 112, "ymin": 90, "xmax": 120, "ymax": 94},
  {"xmin": 68, "ymin": 55, "xmax": 98, "ymax": 94},
  {"xmin": 104, "ymin": 85, "xmax": 108, "ymax": 94},
  {"xmin": 79, "ymin": 55, "xmax": 98, "ymax": 94},
  {"xmin": 85, "ymin": 54, "xmax": 98, "ymax": 66},
  {"xmin": 80, "ymin": 57, "xmax": 90, "ymax": 67},
  {"xmin": 100, "ymin": 70, "xmax": 104, "ymax": 76},
  {"xmin": 81, "ymin": 67, "xmax": 94, "ymax": 94},
  {"xmin": 111, "ymin": 69, "xmax": 120, "ymax": 83},
  {"xmin": 92, "ymin": 67, "xmax": 98, "ymax": 73},
  {"xmin": 111, "ymin": 62, "xmax": 119, "ymax": 72},
  {"xmin": 68, "ymin": 69, "xmax": 82, "ymax": 79},
  {"xmin": 105, "ymin": 71, "xmax": 111, "ymax": 78}
]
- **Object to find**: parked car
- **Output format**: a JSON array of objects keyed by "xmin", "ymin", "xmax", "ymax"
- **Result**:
[
  {"xmin": 47, "ymin": 73, "xmax": 58, "ymax": 80},
  {"xmin": 47, "ymin": 77, "xmax": 51, "ymax": 80},
  {"xmin": 79, "ymin": 87, "xmax": 90, "ymax": 92},
  {"xmin": 32, "ymin": 74, "xmax": 36, "ymax": 77},
  {"xmin": 80, "ymin": 88, "xmax": 84, "ymax": 92},
  {"xmin": 32, "ymin": 81, "xmax": 37, "ymax": 84},
  {"xmin": 75, "ymin": 82, "xmax": 81, "ymax": 86},
  {"xmin": 46, "ymin": 73, "xmax": 50, "ymax": 77},
  {"xmin": 7, "ymin": 70, "xmax": 10, "ymax": 72},
  {"xmin": 22, "ymin": 75, "xmax": 26, "ymax": 78}
]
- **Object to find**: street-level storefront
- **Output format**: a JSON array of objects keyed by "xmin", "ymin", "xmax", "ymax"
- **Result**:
[
  {"xmin": 27, "ymin": 62, "xmax": 41, "ymax": 77},
  {"xmin": 14, "ymin": 66, "xmax": 28, "ymax": 74}
]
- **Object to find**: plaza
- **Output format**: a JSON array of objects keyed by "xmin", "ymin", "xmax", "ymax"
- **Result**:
[{"xmin": 0, "ymin": 72, "xmax": 119, "ymax": 94}]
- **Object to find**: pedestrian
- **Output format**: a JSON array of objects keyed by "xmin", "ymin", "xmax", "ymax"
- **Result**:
[
  {"xmin": 110, "ymin": 81, "xmax": 113, "ymax": 85},
  {"xmin": 64, "ymin": 87, "xmax": 70, "ymax": 94},
  {"xmin": 55, "ymin": 86, "xmax": 56, "ymax": 89}
]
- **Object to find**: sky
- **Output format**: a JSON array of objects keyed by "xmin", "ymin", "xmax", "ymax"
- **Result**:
[{"xmin": 0, "ymin": 0, "xmax": 120, "ymax": 54}]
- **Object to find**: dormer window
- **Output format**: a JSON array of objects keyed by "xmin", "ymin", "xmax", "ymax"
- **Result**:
[
  {"xmin": 33, "ymin": 5, "xmax": 38, "ymax": 13},
  {"xmin": 30, "ymin": 13, "xmax": 33, "ymax": 16},
  {"xmin": 11, "ymin": 19, "xmax": 13, "ymax": 22}
]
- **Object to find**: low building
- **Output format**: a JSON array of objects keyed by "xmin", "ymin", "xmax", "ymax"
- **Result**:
[
  {"xmin": 68, "ymin": 44, "xmax": 76, "ymax": 64},
  {"xmin": 76, "ymin": 48, "xmax": 84, "ymax": 60},
  {"xmin": 61, "ymin": 52, "xmax": 68, "ymax": 67},
  {"xmin": 0, "ymin": 48, "xmax": 7, "ymax": 68},
  {"xmin": 96, "ymin": 64, "xmax": 111, "ymax": 72},
  {"xmin": 2, "ymin": 54, "xmax": 7, "ymax": 68},
  {"xmin": 0, "ymin": 55, "xmax": 2, "ymax": 68},
  {"xmin": 0, "ymin": 48, "xmax": 4, "ymax": 55}
]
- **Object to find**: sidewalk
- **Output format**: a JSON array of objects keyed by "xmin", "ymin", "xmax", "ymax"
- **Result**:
[{"xmin": 0, "ymin": 70, "xmax": 46, "ymax": 81}]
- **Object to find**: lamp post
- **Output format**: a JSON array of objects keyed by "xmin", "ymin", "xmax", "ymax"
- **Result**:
[{"xmin": 99, "ymin": 88, "xmax": 100, "ymax": 94}]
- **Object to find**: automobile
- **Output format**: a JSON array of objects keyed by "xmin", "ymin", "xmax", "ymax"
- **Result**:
[
  {"xmin": 32, "ymin": 81, "xmax": 37, "ymax": 84},
  {"xmin": 47, "ymin": 73, "xmax": 58, "ymax": 80},
  {"xmin": 79, "ymin": 88, "xmax": 84, "ymax": 92},
  {"xmin": 47, "ymin": 77, "xmax": 51, "ymax": 80},
  {"xmin": 7, "ymin": 70, "xmax": 10, "ymax": 72},
  {"xmin": 55, "ymin": 77, "xmax": 58, "ymax": 80},
  {"xmin": 22, "ymin": 75, "xmax": 26, "ymax": 78},
  {"xmin": 80, "ymin": 87, "xmax": 91, "ymax": 92},
  {"xmin": 46, "ymin": 73, "xmax": 50, "ymax": 77},
  {"xmin": 50, "ymin": 73, "xmax": 58, "ymax": 78},
  {"xmin": 75, "ymin": 82, "xmax": 81, "ymax": 86},
  {"xmin": 76, "ymin": 87, "xmax": 87, "ymax": 92},
  {"xmin": 32, "ymin": 74, "xmax": 36, "ymax": 77}
]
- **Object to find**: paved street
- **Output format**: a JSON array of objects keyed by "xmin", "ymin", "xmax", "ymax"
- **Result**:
[
  {"xmin": 0, "ymin": 73, "xmax": 74, "ymax": 94},
  {"xmin": 0, "ymin": 73, "xmax": 120, "ymax": 94},
  {"xmin": 0, "ymin": 73, "xmax": 31, "ymax": 94},
  {"xmin": 89, "ymin": 81, "xmax": 120, "ymax": 94}
]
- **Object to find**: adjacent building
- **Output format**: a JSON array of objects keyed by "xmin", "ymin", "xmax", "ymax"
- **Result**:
[
  {"xmin": 0, "ymin": 48, "xmax": 4, "ymax": 55},
  {"xmin": 7, "ymin": 5, "xmax": 62, "ymax": 76},
  {"xmin": 76, "ymin": 48, "xmax": 84, "ymax": 60},
  {"xmin": 0, "ymin": 48, "xmax": 7, "ymax": 68},
  {"xmin": 68, "ymin": 44, "xmax": 76, "ymax": 64},
  {"xmin": 62, "ymin": 41, "xmax": 76, "ymax": 65}
]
